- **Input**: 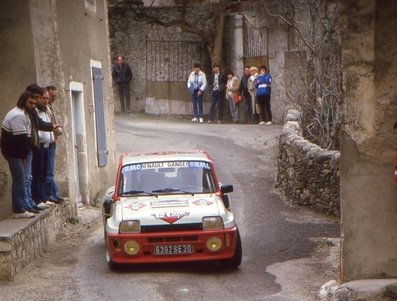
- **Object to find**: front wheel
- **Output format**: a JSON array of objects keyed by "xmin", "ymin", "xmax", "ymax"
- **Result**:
[
  {"xmin": 105, "ymin": 232, "xmax": 120, "ymax": 271},
  {"xmin": 221, "ymin": 228, "xmax": 242, "ymax": 269}
]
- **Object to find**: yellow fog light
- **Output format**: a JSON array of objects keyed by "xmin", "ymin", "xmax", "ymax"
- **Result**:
[
  {"xmin": 206, "ymin": 237, "xmax": 222, "ymax": 252},
  {"xmin": 124, "ymin": 240, "xmax": 140, "ymax": 255}
]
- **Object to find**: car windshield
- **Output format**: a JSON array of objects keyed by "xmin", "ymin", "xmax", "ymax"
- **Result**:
[{"xmin": 118, "ymin": 160, "xmax": 218, "ymax": 196}]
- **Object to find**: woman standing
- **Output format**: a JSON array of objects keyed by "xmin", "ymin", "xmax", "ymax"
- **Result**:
[
  {"xmin": 255, "ymin": 65, "xmax": 273, "ymax": 125},
  {"xmin": 187, "ymin": 62, "xmax": 207, "ymax": 123},
  {"xmin": 225, "ymin": 71, "xmax": 240, "ymax": 123}
]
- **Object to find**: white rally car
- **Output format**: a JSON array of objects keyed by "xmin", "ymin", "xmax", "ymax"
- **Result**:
[{"xmin": 102, "ymin": 149, "xmax": 242, "ymax": 270}]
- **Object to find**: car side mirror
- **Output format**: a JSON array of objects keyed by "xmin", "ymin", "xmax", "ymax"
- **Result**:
[{"xmin": 221, "ymin": 184, "xmax": 233, "ymax": 194}]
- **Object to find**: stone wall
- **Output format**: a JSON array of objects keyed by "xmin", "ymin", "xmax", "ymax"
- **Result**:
[
  {"xmin": 276, "ymin": 106, "xmax": 340, "ymax": 216},
  {"xmin": 0, "ymin": 203, "xmax": 72, "ymax": 280}
]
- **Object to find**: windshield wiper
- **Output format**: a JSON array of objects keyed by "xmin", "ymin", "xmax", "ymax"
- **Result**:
[
  {"xmin": 151, "ymin": 188, "xmax": 196, "ymax": 195},
  {"xmin": 121, "ymin": 190, "xmax": 156, "ymax": 196},
  {"xmin": 151, "ymin": 188, "xmax": 180, "ymax": 193}
]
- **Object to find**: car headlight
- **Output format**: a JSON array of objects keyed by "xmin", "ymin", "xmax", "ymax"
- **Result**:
[
  {"xmin": 119, "ymin": 220, "xmax": 140, "ymax": 233},
  {"xmin": 202, "ymin": 216, "xmax": 224, "ymax": 230}
]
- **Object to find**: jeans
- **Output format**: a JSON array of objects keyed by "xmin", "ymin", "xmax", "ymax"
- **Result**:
[
  {"xmin": 191, "ymin": 89, "xmax": 203, "ymax": 118},
  {"xmin": 45, "ymin": 143, "xmax": 59, "ymax": 200},
  {"xmin": 227, "ymin": 95, "xmax": 239, "ymax": 122},
  {"xmin": 257, "ymin": 94, "xmax": 272, "ymax": 122},
  {"xmin": 208, "ymin": 90, "xmax": 223, "ymax": 122},
  {"xmin": 118, "ymin": 84, "xmax": 130, "ymax": 112},
  {"xmin": 244, "ymin": 94, "xmax": 253, "ymax": 123},
  {"xmin": 23, "ymin": 150, "xmax": 36, "ymax": 209},
  {"xmin": 31, "ymin": 146, "xmax": 45, "ymax": 202},
  {"xmin": 5, "ymin": 156, "xmax": 28, "ymax": 213}
]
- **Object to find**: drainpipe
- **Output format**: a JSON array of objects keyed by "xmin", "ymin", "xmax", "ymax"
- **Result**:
[{"xmin": 231, "ymin": 13, "xmax": 244, "ymax": 77}]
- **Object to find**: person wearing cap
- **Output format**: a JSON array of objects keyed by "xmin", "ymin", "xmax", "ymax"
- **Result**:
[{"xmin": 187, "ymin": 62, "xmax": 207, "ymax": 123}]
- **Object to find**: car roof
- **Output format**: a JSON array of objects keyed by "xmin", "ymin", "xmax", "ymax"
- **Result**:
[{"xmin": 119, "ymin": 149, "xmax": 213, "ymax": 166}]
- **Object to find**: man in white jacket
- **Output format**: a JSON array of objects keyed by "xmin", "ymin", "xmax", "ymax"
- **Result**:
[
  {"xmin": 187, "ymin": 62, "xmax": 207, "ymax": 123},
  {"xmin": 31, "ymin": 90, "xmax": 56, "ymax": 208}
]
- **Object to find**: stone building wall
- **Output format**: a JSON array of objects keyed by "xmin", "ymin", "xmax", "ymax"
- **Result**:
[
  {"xmin": 276, "ymin": 106, "xmax": 340, "ymax": 216},
  {"xmin": 108, "ymin": 3, "xmax": 213, "ymax": 113},
  {"xmin": 339, "ymin": 0, "xmax": 397, "ymax": 281},
  {"xmin": 108, "ymin": 1, "xmax": 289, "ymax": 123},
  {"xmin": 0, "ymin": 0, "xmax": 116, "ymax": 221}
]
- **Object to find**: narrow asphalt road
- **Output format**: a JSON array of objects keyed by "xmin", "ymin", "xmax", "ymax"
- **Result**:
[{"xmin": 0, "ymin": 114, "xmax": 340, "ymax": 301}]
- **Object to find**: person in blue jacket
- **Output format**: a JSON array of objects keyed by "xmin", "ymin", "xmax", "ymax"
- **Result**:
[{"xmin": 255, "ymin": 65, "xmax": 273, "ymax": 125}]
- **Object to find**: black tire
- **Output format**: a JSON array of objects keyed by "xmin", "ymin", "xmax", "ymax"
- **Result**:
[
  {"xmin": 106, "ymin": 248, "xmax": 121, "ymax": 271},
  {"xmin": 105, "ymin": 232, "xmax": 120, "ymax": 271},
  {"xmin": 221, "ymin": 228, "xmax": 242, "ymax": 269}
]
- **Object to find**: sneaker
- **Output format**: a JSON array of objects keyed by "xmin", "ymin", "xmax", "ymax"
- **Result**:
[
  {"xmin": 191, "ymin": 117, "xmax": 198, "ymax": 122},
  {"xmin": 48, "ymin": 198, "xmax": 64, "ymax": 205},
  {"xmin": 27, "ymin": 207, "xmax": 40, "ymax": 214},
  {"xmin": 33, "ymin": 205, "xmax": 45, "ymax": 211},
  {"xmin": 37, "ymin": 203, "xmax": 50, "ymax": 209},
  {"xmin": 55, "ymin": 197, "xmax": 65, "ymax": 203},
  {"xmin": 199, "ymin": 118, "xmax": 204, "ymax": 123},
  {"xmin": 13, "ymin": 211, "xmax": 35, "ymax": 219},
  {"xmin": 266, "ymin": 121, "xmax": 273, "ymax": 125},
  {"xmin": 217, "ymin": 120, "xmax": 222, "ymax": 124},
  {"xmin": 45, "ymin": 200, "xmax": 56, "ymax": 206},
  {"xmin": 259, "ymin": 121, "xmax": 266, "ymax": 125},
  {"xmin": 208, "ymin": 120, "xmax": 213, "ymax": 124}
]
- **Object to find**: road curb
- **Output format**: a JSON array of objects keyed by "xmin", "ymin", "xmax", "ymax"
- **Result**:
[{"xmin": 319, "ymin": 279, "xmax": 397, "ymax": 300}]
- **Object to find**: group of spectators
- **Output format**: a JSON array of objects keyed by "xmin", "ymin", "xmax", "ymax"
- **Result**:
[
  {"xmin": 1, "ymin": 84, "xmax": 64, "ymax": 219},
  {"xmin": 187, "ymin": 62, "xmax": 273, "ymax": 124}
]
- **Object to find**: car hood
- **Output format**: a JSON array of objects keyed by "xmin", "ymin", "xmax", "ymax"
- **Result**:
[{"xmin": 118, "ymin": 194, "xmax": 222, "ymax": 225}]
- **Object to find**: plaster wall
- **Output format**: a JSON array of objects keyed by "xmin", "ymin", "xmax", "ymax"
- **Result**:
[
  {"xmin": 0, "ymin": 0, "xmax": 116, "ymax": 221},
  {"xmin": 50, "ymin": 0, "xmax": 116, "ymax": 205},
  {"xmin": 0, "ymin": 0, "xmax": 39, "ymax": 221},
  {"xmin": 340, "ymin": 0, "xmax": 397, "ymax": 281}
]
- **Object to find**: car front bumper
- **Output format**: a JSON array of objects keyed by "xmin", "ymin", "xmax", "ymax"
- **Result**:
[{"xmin": 106, "ymin": 226, "xmax": 239, "ymax": 264}]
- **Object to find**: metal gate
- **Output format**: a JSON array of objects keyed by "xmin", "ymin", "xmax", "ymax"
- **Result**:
[
  {"xmin": 243, "ymin": 15, "xmax": 269, "ymax": 69},
  {"xmin": 145, "ymin": 37, "xmax": 203, "ymax": 82}
]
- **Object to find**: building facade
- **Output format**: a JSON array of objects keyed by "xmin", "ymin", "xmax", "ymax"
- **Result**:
[{"xmin": 0, "ymin": 0, "xmax": 117, "ymax": 221}]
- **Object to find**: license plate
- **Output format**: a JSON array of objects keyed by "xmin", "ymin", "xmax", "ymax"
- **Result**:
[{"xmin": 154, "ymin": 244, "xmax": 193, "ymax": 255}]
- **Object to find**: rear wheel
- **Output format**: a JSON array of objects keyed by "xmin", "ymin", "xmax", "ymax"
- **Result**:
[{"xmin": 221, "ymin": 228, "xmax": 242, "ymax": 269}]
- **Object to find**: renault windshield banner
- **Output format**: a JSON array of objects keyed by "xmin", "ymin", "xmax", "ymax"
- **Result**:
[{"xmin": 123, "ymin": 161, "xmax": 210, "ymax": 172}]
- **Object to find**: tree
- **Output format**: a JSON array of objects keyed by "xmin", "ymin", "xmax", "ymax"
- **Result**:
[{"xmin": 267, "ymin": 0, "xmax": 342, "ymax": 150}]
